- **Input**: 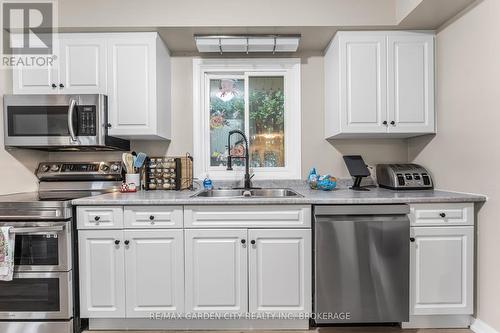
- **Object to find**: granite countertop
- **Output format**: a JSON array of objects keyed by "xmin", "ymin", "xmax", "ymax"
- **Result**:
[{"xmin": 72, "ymin": 182, "xmax": 487, "ymax": 206}]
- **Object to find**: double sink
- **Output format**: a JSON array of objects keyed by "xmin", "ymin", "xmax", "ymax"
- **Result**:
[{"xmin": 193, "ymin": 188, "xmax": 302, "ymax": 198}]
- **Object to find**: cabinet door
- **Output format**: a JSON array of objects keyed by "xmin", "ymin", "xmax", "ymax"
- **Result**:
[
  {"xmin": 78, "ymin": 230, "xmax": 125, "ymax": 318},
  {"xmin": 248, "ymin": 229, "xmax": 311, "ymax": 314},
  {"xmin": 13, "ymin": 66, "xmax": 58, "ymax": 94},
  {"xmin": 339, "ymin": 34, "xmax": 387, "ymax": 133},
  {"xmin": 107, "ymin": 36, "xmax": 156, "ymax": 137},
  {"xmin": 124, "ymin": 229, "xmax": 184, "ymax": 317},
  {"xmin": 185, "ymin": 229, "xmax": 247, "ymax": 313},
  {"xmin": 410, "ymin": 226, "xmax": 473, "ymax": 315},
  {"xmin": 58, "ymin": 35, "xmax": 107, "ymax": 94},
  {"xmin": 387, "ymin": 34, "xmax": 435, "ymax": 133}
]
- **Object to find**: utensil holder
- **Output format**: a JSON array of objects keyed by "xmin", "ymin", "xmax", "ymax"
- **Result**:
[{"xmin": 125, "ymin": 173, "xmax": 141, "ymax": 190}]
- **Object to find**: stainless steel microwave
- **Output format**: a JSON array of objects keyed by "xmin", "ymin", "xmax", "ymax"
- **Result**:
[{"xmin": 3, "ymin": 94, "xmax": 129, "ymax": 151}]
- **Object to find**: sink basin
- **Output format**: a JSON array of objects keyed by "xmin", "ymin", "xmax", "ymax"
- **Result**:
[{"xmin": 192, "ymin": 188, "xmax": 302, "ymax": 198}]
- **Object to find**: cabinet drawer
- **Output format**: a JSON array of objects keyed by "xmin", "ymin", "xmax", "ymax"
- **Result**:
[
  {"xmin": 124, "ymin": 206, "xmax": 183, "ymax": 228},
  {"xmin": 77, "ymin": 206, "xmax": 123, "ymax": 229},
  {"xmin": 184, "ymin": 205, "xmax": 311, "ymax": 228},
  {"xmin": 410, "ymin": 203, "xmax": 474, "ymax": 226}
]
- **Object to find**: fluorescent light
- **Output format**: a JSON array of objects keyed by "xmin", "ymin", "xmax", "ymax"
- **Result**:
[
  {"xmin": 275, "ymin": 37, "xmax": 300, "ymax": 52},
  {"xmin": 220, "ymin": 38, "xmax": 247, "ymax": 52},
  {"xmin": 194, "ymin": 35, "xmax": 300, "ymax": 54},
  {"xmin": 195, "ymin": 37, "xmax": 220, "ymax": 52}
]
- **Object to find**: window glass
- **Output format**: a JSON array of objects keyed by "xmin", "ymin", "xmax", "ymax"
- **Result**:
[
  {"xmin": 248, "ymin": 76, "xmax": 285, "ymax": 167},
  {"xmin": 209, "ymin": 78, "xmax": 245, "ymax": 167}
]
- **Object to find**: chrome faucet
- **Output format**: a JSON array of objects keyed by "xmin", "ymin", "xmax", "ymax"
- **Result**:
[{"xmin": 226, "ymin": 129, "xmax": 255, "ymax": 189}]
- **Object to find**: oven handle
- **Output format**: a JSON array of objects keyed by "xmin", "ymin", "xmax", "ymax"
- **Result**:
[
  {"xmin": 67, "ymin": 98, "xmax": 77, "ymax": 142},
  {"xmin": 9, "ymin": 225, "xmax": 65, "ymax": 234}
]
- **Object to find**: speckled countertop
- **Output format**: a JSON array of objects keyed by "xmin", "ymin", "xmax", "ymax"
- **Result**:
[{"xmin": 72, "ymin": 181, "xmax": 487, "ymax": 206}]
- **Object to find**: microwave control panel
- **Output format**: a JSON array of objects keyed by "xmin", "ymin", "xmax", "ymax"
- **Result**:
[{"xmin": 77, "ymin": 106, "xmax": 96, "ymax": 136}]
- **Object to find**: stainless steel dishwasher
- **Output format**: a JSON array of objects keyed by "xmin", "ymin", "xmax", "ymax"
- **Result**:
[{"xmin": 314, "ymin": 205, "xmax": 410, "ymax": 324}]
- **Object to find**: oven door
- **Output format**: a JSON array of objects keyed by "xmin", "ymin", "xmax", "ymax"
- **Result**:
[
  {"xmin": 3, "ymin": 94, "xmax": 103, "ymax": 148},
  {"xmin": 0, "ymin": 221, "xmax": 72, "ymax": 272},
  {"xmin": 0, "ymin": 271, "xmax": 72, "ymax": 319}
]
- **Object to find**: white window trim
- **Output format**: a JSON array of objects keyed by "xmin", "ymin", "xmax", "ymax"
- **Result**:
[{"xmin": 193, "ymin": 58, "xmax": 301, "ymax": 181}]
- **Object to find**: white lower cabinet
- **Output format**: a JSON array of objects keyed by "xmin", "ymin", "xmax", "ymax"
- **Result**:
[
  {"xmin": 79, "ymin": 230, "xmax": 126, "ymax": 318},
  {"xmin": 79, "ymin": 228, "xmax": 184, "ymax": 318},
  {"xmin": 248, "ymin": 229, "xmax": 311, "ymax": 314},
  {"xmin": 184, "ymin": 229, "xmax": 248, "ymax": 313},
  {"xmin": 410, "ymin": 226, "xmax": 474, "ymax": 315},
  {"xmin": 125, "ymin": 229, "xmax": 184, "ymax": 317},
  {"xmin": 184, "ymin": 228, "xmax": 312, "ymax": 315}
]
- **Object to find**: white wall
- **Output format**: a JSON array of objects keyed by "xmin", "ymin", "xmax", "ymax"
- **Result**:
[
  {"xmin": 57, "ymin": 0, "xmax": 397, "ymax": 28},
  {"xmin": 408, "ymin": 0, "xmax": 500, "ymax": 330},
  {"xmin": 50, "ymin": 54, "xmax": 409, "ymax": 179},
  {"xmin": 0, "ymin": 69, "xmax": 48, "ymax": 195}
]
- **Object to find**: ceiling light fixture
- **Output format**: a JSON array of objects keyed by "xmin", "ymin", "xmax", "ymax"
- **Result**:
[{"xmin": 194, "ymin": 34, "xmax": 301, "ymax": 54}]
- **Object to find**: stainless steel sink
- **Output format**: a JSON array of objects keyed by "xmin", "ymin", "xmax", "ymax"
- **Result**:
[{"xmin": 192, "ymin": 188, "xmax": 302, "ymax": 198}]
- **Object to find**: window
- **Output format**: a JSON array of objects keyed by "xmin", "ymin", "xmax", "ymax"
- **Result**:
[{"xmin": 193, "ymin": 59, "xmax": 301, "ymax": 180}]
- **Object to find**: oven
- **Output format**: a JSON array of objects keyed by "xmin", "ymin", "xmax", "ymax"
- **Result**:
[
  {"xmin": 3, "ymin": 94, "xmax": 129, "ymax": 151},
  {"xmin": 0, "ymin": 221, "xmax": 71, "ymax": 272},
  {"xmin": 0, "ymin": 220, "xmax": 73, "ymax": 321},
  {"xmin": 0, "ymin": 271, "xmax": 72, "ymax": 319}
]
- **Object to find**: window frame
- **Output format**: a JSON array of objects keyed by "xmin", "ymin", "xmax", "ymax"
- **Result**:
[{"xmin": 193, "ymin": 58, "xmax": 301, "ymax": 180}]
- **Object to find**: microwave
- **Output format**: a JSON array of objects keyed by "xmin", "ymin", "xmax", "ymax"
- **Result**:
[{"xmin": 3, "ymin": 94, "xmax": 129, "ymax": 151}]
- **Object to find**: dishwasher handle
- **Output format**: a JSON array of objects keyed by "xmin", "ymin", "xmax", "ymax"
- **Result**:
[{"xmin": 314, "ymin": 204, "xmax": 409, "ymax": 216}]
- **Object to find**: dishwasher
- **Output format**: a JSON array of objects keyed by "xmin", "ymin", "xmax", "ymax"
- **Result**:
[{"xmin": 314, "ymin": 205, "xmax": 410, "ymax": 324}]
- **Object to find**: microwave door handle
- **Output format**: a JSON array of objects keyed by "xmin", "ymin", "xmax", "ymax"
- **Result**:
[
  {"xmin": 67, "ymin": 98, "xmax": 77, "ymax": 141},
  {"xmin": 9, "ymin": 225, "xmax": 65, "ymax": 234}
]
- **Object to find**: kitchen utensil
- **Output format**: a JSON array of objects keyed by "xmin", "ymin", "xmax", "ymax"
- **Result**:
[
  {"xmin": 122, "ymin": 153, "xmax": 134, "ymax": 174},
  {"xmin": 134, "ymin": 152, "xmax": 147, "ymax": 169}
]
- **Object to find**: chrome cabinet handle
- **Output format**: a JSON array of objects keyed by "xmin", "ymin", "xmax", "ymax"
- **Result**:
[{"xmin": 67, "ymin": 98, "xmax": 77, "ymax": 142}]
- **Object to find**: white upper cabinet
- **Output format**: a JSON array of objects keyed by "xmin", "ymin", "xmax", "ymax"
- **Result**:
[
  {"xmin": 13, "ymin": 66, "xmax": 57, "ymax": 94},
  {"xmin": 387, "ymin": 34, "xmax": 434, "ymax": 133},
  {"xmin": 13, "ymin": 34, "xmax": 106, "ymax": 94},
  {"xmin": 107, "ymin": 33, "xmax": 171, "ymax": 140},
  {"xmin": 338, "ymin": 34, "xmax": 387, "ymax": 134},
  {"xmin": 325, "ymin": 31, "xmax": 435, "ymax": 138},
  {"xmin": 12, "ymin": 32, "xmax": 171, "ymax": 140},
  {"xmin": 58, "ymin": 34, "xmax": 107, "ymax": 94}
]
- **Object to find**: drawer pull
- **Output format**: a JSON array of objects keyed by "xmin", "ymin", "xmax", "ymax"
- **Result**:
[
  {"xmin": 124, "ymin": 240, "xmax": 130, "ymax": 246},
  {"xmin": 94, "ymin": 216, "xmax": 100, "ymax": 221},
  {"xmin": 439, "ymin": 213, "xmax": 446, "ymax": 218},
  {"xmin": 114, "ymin": 240, "xmax": 120, "ymax": 245},
  {"xmin": 149, "ymin": 215, "xmax": 155, "ymax": 220}
]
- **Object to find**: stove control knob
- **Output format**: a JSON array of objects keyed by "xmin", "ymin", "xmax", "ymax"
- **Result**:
[
  {"xmin": 50, "ymin": 164, "xmax": 60, "ymax": 172},
  {"xmin": 111, "ymin": 164, "xmax": 120, "ymax": 172},
  {"xmin": 40, "ymin": 165, "xmax": 50, "ymax": 172},
  {"xmin": 100, "ymin": 164, "xmax": 110, "ymax": 172}
]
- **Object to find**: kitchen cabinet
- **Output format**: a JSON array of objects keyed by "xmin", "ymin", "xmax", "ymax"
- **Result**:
[
  {"xmin": 410, "ymin": 226, "xmax": 474, "ymax": 315},
  {"xmin": 12, "ymin": 32, "xmax": 171, "ymax": 140},
  {"xmin": 184, "ymin": 227, "xmax": 311, "ymax": 315},
  {"xmin": 13, "ymin": 34, "xmax": 107, "ymax": 94},
  {"xmin": 78, "ymin": 230, "xmax": 126, "ymax": 318},
  {"xmin": 324, "ymin": 31, "xmax": 435, "ymax": 138},
  {"xmin": 184, "ymin": 229, "xmax": 248, "ymax": 313},
  {"xmin": 58, "ymin": 34, "xmax": 107, "ymax": 94},
  {"xmin": 248, "ymin": 229, "xmax": 311, "ymax": 314},
  {"xmin": 124, "ymin": 229, "xmax": 184, "ymax": 317},
  {"xmin": 78, "ymin": 209, "xmax": 184, "ymax": 319},
  {"xmin": 405, "ymin": 202, "xmax": 474, "ymax": 329},
  {"xmin": 107, "ymin": 33, "xmax": 171, "ymax": 140}
]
